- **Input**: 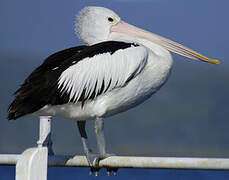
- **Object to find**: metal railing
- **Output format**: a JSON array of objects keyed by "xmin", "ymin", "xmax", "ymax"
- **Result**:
[{"xmin": 1, "ymin": 154, "xmax": 229, "ymax": 170}]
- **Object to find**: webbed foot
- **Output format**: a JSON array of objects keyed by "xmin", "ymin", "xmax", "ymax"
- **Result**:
[
  {"xmin": 86, "ymin": 153, "xmax": 101, "ymax": 176},
  {"xmin": 87, "ymin": 153, "xmax": 117, "ymax": 176},
  {"xmin": 99, "ymin": 153, "xmax": 119, "ymax": 176}
]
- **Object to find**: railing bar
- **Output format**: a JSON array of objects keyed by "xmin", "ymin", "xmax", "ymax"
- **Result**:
[
  {"xmin": 49, "ymin": 155, "xmax": 229, "ymax": 170},
  {"xmin": 1, "ymin": 154, "xmax": 229, "ymax": 170},
  {"xmin": 0, "ymin": 154, "xmax": 20, "ymax": 165}
]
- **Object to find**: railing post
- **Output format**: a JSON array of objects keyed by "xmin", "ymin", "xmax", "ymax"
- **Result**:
[
  {"xmin": 37, "ymin": 116, "xmax": 54, "ymax": 155},
  {"xmin": 16, "ymin": 116, "xmax": 54, "ymax": 180},
  {"xmin": 16, "ymin": 147, "xmax": 48, "ymax": 180}
]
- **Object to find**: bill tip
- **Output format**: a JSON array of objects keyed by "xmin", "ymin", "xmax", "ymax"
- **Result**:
[{"xmin": 214, "ymin": 60, "xmax": 220, "ymax": 65}]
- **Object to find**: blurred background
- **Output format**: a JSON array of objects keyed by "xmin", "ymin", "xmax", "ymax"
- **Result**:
[{"xmin": 1, "ymin": 0, "xmax": 229, "ymax": 179}]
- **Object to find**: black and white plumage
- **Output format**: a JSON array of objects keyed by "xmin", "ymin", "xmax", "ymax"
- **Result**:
[
  {"xmin": 8, "ymin": 6, "xmax": 219, "ymax": 169},
  {"xmin": 8, "ymin": 41, "xmax": 144, "ymax": 120},
  {"xmin": 8, "ymin": 45, "xmax": 86, "ymax": 119}
]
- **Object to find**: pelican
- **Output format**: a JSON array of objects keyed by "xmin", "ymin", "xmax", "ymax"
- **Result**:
[{"xmin": 8, "ymin": 6, "xmax": 219, "ymax": 172}]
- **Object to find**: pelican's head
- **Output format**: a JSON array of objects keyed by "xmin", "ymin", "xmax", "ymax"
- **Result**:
[
  {"xmin": 76, "ymin": 6, "xmax": 121, "ymax": 45},
  {"xmin": 75, "ymin": 6, "xmax": 220, "ymax": 65}
]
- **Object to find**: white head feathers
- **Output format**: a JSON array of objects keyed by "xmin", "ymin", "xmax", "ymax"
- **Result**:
[{"xmin": 75, "ymin": 6, "xmax": 121, "ymax": 45}]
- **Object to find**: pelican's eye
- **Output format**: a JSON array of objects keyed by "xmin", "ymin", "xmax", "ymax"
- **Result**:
[{"xmin": 107, "ymin": 17, "xmax": 115, "ymax": 24}]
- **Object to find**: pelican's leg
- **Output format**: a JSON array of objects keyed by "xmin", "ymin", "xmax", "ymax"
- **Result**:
[
  {"xmin": 77, "ymin": 121, "xmax": 100, "ymax": 176},
  {"xmin": 94, "ymin": 117, "xmax": 117, "ymax": 175},
  {"xmin": 94, "ymin": 117, "xmax": 106, "ymax": 156}
]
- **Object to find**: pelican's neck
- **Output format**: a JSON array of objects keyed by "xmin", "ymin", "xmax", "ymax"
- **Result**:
[
  {"xmin": 135, "ymin": 38, "xmax": 172, "ymax": 58},
  {"xmin": 110, "ymin": 33, "xmax": 172, "ymax": 59},
  {"xmin": 134, "ymin": 37, "xmax": 173, "ymax": 71}
]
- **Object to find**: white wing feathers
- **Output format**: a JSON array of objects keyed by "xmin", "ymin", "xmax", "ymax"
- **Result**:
[{"xmin": 58, "ymin": 46, "xmax": 148, "ymax": 102}]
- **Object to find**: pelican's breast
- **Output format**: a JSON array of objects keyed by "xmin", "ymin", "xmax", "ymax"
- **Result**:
[{"xmin": 94, "ymin": 48, "xmax": 173, "ymax": 117}]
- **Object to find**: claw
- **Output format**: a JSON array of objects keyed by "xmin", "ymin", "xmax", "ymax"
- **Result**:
[
  {"xmin": 92, "ymin": 157, "xmax": 100, "ymax": 167},
  {"xmin": 89, "ymin": 169, "xmax": 93, "ymax": 176},
  {"xmin": 113, "ymin": 168, "xmax": 118, "ymax": 176},
  {"xmin": 106, "ymin": 168, "xmax": 111, "ymax": 176},
  {"xmin": 86, "ymin": 152, "xmax": 117, "ymax": 176},
  {"xmin": 106, "ymin": 167, "xmax": 118, "ymax": 176},
  {"xmin": 89, "ymin": 167, "xmax": 100, "ymax": 176},
  {"xmin": 89, "ymin": 167, "xmax": 94, "ymax": 176},
  {"xmin": 86, "ymin": 153, "xmax": 102, "ymax": 176},
  {"xmin": 85, "ymin": 153, "xmax": 100, "ymax": 166}
]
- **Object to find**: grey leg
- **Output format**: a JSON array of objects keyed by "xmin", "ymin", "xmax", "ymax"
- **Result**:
[
  {"xmin": 77, "ymin": 121, "xmax": 100, "ymax": 176},
  {"xmin": 94, "ymin": 117, "xmax": 115, "ymax": 158},
  {"xmin": 94, "ymin": 117, "xmax": 106, "ymax": 156},
  {"xmin": 77, "ymin": 121, "xmax": 92, "ymax": 156},
  {"xmin": 77, "ymin": 119, "xmax": 117, "ymax": 176},
  {"xmin": 94, "ymin": 118, "xmax": 117, "ymax": 176}
]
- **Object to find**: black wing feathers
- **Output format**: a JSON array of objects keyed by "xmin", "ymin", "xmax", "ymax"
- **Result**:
[{"xmin": 8, "ymin": 46, "xmax": 87, "ymax": 120}]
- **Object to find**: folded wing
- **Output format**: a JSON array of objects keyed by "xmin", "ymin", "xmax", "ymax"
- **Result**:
[
  {"xmin": 58, "ymin": 43, "xmax": 148, "ymax": 103},
  {"xmin": 8, "ymin": 41, "xmax": 148, "ymax": 120}
]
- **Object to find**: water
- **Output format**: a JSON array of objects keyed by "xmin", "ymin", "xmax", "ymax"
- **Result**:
[{"xmin": 1, "ymin": 166, "xmax": 229, "ymax": 180}]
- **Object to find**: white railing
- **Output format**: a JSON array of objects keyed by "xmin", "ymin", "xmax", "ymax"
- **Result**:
[
  {"xmin": 1, "ymin": 154, "xmax": 229, "ymax": 169},
  {"xmin": 1, "ymin": 117, "xmax": 229, "ymax": 180}
]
